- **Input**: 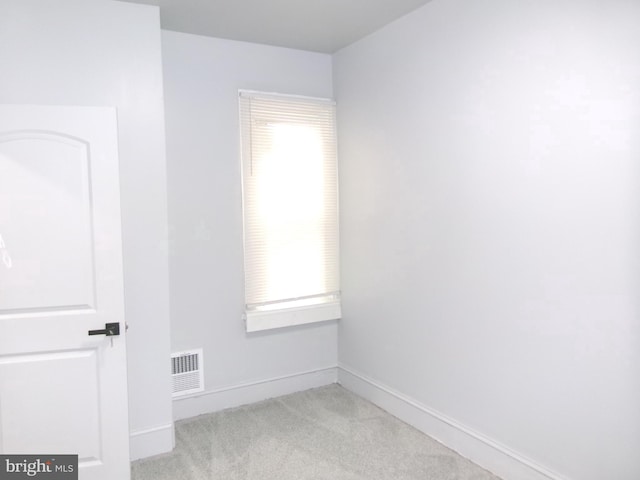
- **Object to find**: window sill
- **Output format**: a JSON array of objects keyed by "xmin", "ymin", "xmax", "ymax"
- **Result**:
[{"xmin": 244, "ymin": 301, "xmax": 341, "ymax": 333}]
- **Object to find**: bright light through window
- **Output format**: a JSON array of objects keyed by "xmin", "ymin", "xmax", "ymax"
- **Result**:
[{"xmin": 257, "ymin": 123, "xmax": 325, "ymax": 303}]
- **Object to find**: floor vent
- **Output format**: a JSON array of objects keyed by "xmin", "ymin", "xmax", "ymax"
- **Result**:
[{"xmin": 171, "ymin": 349, "xmax": 204, "ymax": 397}]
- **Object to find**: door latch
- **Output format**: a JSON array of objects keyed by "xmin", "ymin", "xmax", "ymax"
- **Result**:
[{"xmin": 88, "ymin": 322, "xmax": 120, "ymax": 337}]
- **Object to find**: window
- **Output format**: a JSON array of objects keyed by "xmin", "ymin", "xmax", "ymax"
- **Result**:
[{"xmin": 239, "ymin": 91, "xmax": 340, "ymax": 332}]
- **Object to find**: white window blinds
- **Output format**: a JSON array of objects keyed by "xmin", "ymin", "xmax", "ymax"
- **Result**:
[{"xmin": 239, "ymin": 91, "xmax": 341, "ymax": 332}]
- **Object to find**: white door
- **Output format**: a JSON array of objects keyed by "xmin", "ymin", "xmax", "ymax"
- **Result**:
[{"xmin": 0, "ymin": 105, "xmax": 130, "ymax": 480}]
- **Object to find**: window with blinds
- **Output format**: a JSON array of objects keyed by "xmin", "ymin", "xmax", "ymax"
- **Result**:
[{"xmin": 239, "ymin": 91, "xmax": 341, "ymax": 332}]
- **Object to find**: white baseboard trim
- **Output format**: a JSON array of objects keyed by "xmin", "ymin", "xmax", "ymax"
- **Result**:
[
  {"xmin": 338, "ymin": 365, "xmax": 569, "ymax": 480},
  {"xmin": 173, "ymin": 366, "xmax": 338, "ymax": 421},
  {"xmin": 129, "ymin": 423, "xmax": 175, "ymax": 461}
]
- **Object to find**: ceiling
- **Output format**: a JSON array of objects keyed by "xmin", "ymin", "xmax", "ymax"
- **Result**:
[{"xmin": 120, "ymin": 0, "xmax": 432, "ymax": 53}]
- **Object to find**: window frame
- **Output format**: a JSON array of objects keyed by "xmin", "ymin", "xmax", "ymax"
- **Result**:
[{"xmin": 238, "ymin": 90, "xmax": 341, "ymax": 332}]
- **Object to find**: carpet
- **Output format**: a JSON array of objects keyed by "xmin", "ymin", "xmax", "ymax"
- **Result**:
[{"xmin": 131, "ymin": 384, "xmax": 502, "ymax": 480}]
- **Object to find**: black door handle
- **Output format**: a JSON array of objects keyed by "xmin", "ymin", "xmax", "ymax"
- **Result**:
[{"xmin": 88, "ymin": 322, "xmax": 120, "ymax": 336}]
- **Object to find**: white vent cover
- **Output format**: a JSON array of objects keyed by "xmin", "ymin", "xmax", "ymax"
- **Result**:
[{"xmin": 171, "ymin": 349, "xmax": 204, "ymax": 397}]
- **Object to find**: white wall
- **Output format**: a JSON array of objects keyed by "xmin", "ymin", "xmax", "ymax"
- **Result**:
[
  {"xmin": 334, "ymin": 1, "xmax": 640, "ymax": 479},
  {"xmin": 0, "ymin": 0, "xmax": 173, "ymax": 459},
  {"xmin": 162, "ymin": 31, "xmax": 338, "ymax": 418}
]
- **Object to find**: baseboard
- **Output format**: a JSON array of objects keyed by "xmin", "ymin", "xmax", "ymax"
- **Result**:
[
  {"xmin": 173, "ymin": 366, "xmax": 338, "ymax": 421},
  {"xmin": 338, "ymin": 365, "xmax": 569, "ymax": 480},
  {"xmin": 129, "ymin": 423, "xmax": 175, "ymax": 461}
]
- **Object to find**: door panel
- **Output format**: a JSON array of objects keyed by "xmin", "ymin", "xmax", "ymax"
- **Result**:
[
  {"xmin": 0, "ymin": 105, "xmax": 130, "ymax": 480},
  {"xmin": 0, "ymin": 349, "xmax": 101, "ymax": 459},
  {"xmin": 0, "ymin": 132, "xmax": 95, "ymax": 312}
]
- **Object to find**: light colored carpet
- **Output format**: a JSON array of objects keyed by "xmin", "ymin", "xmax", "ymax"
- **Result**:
[{"xmin": 131, "ymin": 384, "xmax": 502, "ymax": 480}]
